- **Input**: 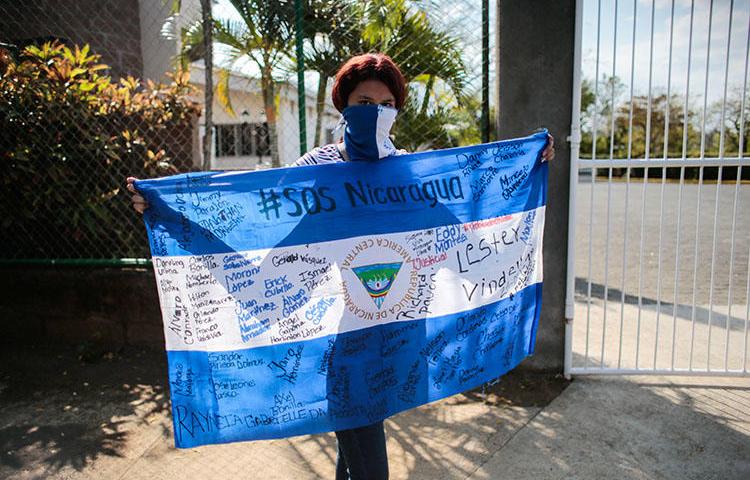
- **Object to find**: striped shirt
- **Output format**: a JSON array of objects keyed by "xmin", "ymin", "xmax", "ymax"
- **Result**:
[
  {"xmin": 293, "ymin": 143, "xmax": 408, "ymax": 167},
  {"xmin": 293, "ymin": 143, "xmax": 346, "ymax": 166}
]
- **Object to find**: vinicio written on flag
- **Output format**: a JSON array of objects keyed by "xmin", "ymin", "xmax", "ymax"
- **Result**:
[{"xmin": 136, "ymin": 130, "xmax": 549, "ymax": 448}]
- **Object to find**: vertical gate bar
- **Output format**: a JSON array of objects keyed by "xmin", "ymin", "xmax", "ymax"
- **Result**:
[
  {"xmin": 718, "ymin": 0, "xmax": 734, "ymax": 160},
  {"xmin": 673, "ymin": 0, "xmax": 695, "ymax": 371},
  {"xmin": 726, "ymin": 172, "xmax": 740, "ymax": 371},
  {"xmin": 565, "ymin": 0, "xmax": 584, "ymax": 380},
  {"xmin": 617, "ymin": 171, "xmax": 631, "ymax": 370},
  {"xmin": 690, "ymin": 0, "xmax": 714, "ymax": 371},
  {"xmin": 644, "ymin": 0, "xmax": 656, "ymax": 160},
  {"xmin": 654, "ymin": 0, "xmax": 677, "ymax": 370},
  {"xmin": 655, "ymin": 140, "xmax": 665, "ymax": 359},
  {"xmin": 699, "ymin": 2, "xmax": 714, "ymax": 159},
  {"xmin": 663, "ymin": 0, "xmax": 676, "ymax": 160},
  {"xmin": 706, "ymin": 0, "xmax": 729, "ymax": 371},
  {"xmin": 585, "ymin": 0, "xmax": 604, "ymax": 370},
  {"xmin": 672, "ymin": 164, "xmax": 685, "ymax": 370},
  {"xmin": 707, "ymin": 165, "xmax": 723, "ymax": 370},
  {"xmin": 585, "ymin": 184, "xmax": 595, "ymax": 368},
  {"xmin": 619, "ymin": 0, "xmax": 639, "ymax": 369},
  {"xmin": 601, "ymin": 0, "xmax": 619, "ymax": 369},
  {"xmin": 745, "ymin": 228, "xmax": 749, "ymax": 373},
  {"xmin": 585, "ymin": 185, "xmax": 596, "ymax": 368},
  {"xmin": 636, "ymin": 170, "xmax": 648, "ymax": 370},
  {"xmin": 689, "ymin": 164, "xmax": 704, "ymax": 372},
  {"xmin": 636, "ymin": 0, "xmax": 657, "ymax": 370},
  {"xmin": 741, "ymin": 8, "xmax": 750, "ymax": 159},
  {"xmin": 740, "ymin": 10, "xmax": 750, "ymax": 373},
  {"xmin": 719, "ymin": 1, "xmax": 737, "ymax": 372}
]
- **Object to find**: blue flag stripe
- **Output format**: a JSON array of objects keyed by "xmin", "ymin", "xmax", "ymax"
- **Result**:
[
  {"xmin": 166, "ymin": 282, "xmax": 542, "ymax": 447},
  {"xmin": 136, "ymin": 132, "xmax": 548, "ymax": 256}
]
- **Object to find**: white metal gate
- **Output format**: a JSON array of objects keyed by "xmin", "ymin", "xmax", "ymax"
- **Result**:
[{"xmin": 564, "ymin": 0, "xmax": 750, "ymax": 377}]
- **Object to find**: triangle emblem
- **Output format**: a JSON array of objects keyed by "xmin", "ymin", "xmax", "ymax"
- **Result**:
[{"xmin": 352, "ymin": 262, "xmax": 403, "ymax": 309}]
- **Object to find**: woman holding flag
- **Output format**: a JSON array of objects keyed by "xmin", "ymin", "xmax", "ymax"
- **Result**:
[{"xmin": 128, "ymin": 53, "xmax": 554, "ymax": 480}]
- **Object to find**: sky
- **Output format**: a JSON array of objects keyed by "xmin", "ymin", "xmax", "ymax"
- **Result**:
[
  {"xmin": 581, "ymin": 0, "xmax": 750, "ymax": 105},
  {"xmin": 208, "ymin": 0, "xmax": 493, "ymax": 96},
  {"xmin": 203, "ymin": 0, "xmax": 749, "ymax": 111}
]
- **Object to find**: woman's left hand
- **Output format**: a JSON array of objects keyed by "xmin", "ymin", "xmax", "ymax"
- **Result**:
[{"xmin": 542, "ymin": 134, "xmax": 555, "ymax": 162}]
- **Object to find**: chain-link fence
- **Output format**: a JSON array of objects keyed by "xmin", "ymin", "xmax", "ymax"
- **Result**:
[{"xmin": 0, "ymin": 0, "xmax": 495, "ymax": 261}]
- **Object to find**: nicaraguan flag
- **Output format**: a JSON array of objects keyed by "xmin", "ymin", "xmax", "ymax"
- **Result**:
[{"xmin": 136, "ymin": 131, "xmax": 549, "ymax": 448}]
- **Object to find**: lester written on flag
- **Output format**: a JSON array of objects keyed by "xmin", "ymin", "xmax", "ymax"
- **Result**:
[{"xmin": 136, "ymin": 130, "xmax": 549, "ymax": 448}]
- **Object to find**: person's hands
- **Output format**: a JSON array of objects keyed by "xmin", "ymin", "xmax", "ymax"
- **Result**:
[
  {"xmin": 541, "ymin": 134, "xmax": 555, "ymax": 162},
  {"xmin": 126, "ymin": 177, "xmax": 149, "ymax": 214}
]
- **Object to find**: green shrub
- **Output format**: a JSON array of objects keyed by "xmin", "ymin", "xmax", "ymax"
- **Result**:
[{"xmin": 0, "ymin": 41, "xmax": 201, "ymax": 259}]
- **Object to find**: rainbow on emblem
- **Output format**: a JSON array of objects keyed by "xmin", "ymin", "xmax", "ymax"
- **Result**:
[{"xmin": 352, "ymin": 262, "xmax": 403, "ymax": 309}]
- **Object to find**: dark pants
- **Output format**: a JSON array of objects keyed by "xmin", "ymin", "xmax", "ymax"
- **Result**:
[{"xmin": 334, "ymin": 421, "xmax": 388, "ymax": 480}]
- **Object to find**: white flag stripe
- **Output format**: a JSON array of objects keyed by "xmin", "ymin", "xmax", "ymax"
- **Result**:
[{"xmin": 154, "ymin": 207, "xmax": 545, "ymax": 352}]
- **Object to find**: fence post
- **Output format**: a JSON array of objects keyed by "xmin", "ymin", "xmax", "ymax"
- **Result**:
[
  {"xmin": 497, "ymin": 0, "xmax": 576, "ymax": 373},
  {"xmin": 481, "ymin": 0, "xmax": 489, "ymax": 143},
  {"xmin": 200, "ymin": 0, "xmax": 214, "ymax": 171},
  {"xmin": 295, "ymin": 0, "xmax": 307, "ymax": 156}
]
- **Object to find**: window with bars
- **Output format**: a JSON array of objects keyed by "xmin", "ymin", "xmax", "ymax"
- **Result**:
[{"xmin": 215, "ymin": 123, "xmax": 270, "ymax": 157}]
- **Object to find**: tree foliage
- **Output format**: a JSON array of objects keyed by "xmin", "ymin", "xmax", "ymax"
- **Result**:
[
  {"xmin": 181, "ymin": 0, "xmax": 295, "ymax": 167},
  {"xmin": 180, "ymin": 0, "xmax": 470, "ymax": 159},
  {"xmin": 0, "ymin": 41, "xmax": 201, "ymax": 258},
  {"xmin": 581, "ymin": 75, "xmax": 749, "ymax": 180}
]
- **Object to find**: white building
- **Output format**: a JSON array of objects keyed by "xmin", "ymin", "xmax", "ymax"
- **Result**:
[
  {"xmin": 189, "ymin": 62, "xmax": 341, "ymax": 170},
  {"xmin": 140, "ymin": 0, "xmax": 341, "ymax": 170}
]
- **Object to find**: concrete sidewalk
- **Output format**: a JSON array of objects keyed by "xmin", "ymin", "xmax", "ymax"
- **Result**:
[
  {"xmin": 469, "ymin": 375, "xmax": 749, "ymax": 480},
  {"xmin": 1, "ymin": 345, "xmax": 748, "ymax": 479}
]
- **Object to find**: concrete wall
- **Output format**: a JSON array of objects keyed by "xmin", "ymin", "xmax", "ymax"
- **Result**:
[
  {"xmin": 0, "ymin": 0, "xmax": 143, "ymax": 80},
  {"xmin": 497, "ymin": 0, "xmax": 575, "ymax": 372},
  {"xmin": 139, "ymin": 0, "xmax": 181, "ymax": 84},
  {"xmin": 0, "ymin": 267, "xmax": 164, "ymax": 348}
]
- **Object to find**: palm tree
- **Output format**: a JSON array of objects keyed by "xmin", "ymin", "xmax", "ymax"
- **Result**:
[
  {"xmin": 361, "ymin": 0, "xmax": 466, "ymax": 97},
  {"xmin": 299, "ymin": 0, "xmax": 365, "ymax": 146},
  {"xmin": 301, "ymin": 0, "xmax": 467, "ymax": 149},
  {"xmin": 162, "ymin": 0, "xmax": 215, "ymax": 170},
  {"xmin": 182, "ymin": 0, "xmax": 295, "ymax": 167}
]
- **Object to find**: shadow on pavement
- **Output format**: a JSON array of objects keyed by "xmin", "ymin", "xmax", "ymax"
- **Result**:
[
  {"xmin": 575, "ymin": 277, "xmax": 749, "ymax": 330},
  {"xmin": 1, "ymin": 342, "xmax": 747, "ymax": 479},
  {"xmin": 0, "ymin": 342, "xmax": 170, "ymax": 478},
  {"xmin": 0, "ymin": 341, "xmax": 568, "ymax": 479},
  {"xmin": 467, "ymin": 352, "xmax": 750, "ymax": 480}
]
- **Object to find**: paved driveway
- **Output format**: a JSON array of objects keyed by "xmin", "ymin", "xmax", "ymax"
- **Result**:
[{"xmin": 573, "ymin": 179, "xmax": 750, "ymax": 371}]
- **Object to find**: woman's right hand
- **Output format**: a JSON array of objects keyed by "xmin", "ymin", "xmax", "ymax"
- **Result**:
[{"xmin": 126, "ymin": 177, "xmax": 149, "ymax": 214}]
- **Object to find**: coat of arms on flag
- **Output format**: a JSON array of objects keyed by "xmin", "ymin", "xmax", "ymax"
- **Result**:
[{"xmin": 352, "ymin": 262, "xmax": 403, "ymax": 309}]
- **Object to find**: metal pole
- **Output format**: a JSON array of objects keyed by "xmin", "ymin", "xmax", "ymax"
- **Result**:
[
  {"xmin": 618, "ymin": 0, "xmax": 638, "ymax": 369},
  {"xmin": 481, "ymin": 0, "xmax": 490, "ymax": 143},
  {"xmin": 295, "ymin": 0, "xmax": 308, "ymax": 156},
  {"xmin": 200, "ymin": 0, "xmax": 213, "ymax": 171},
  {"xmin": 494, "ymin": 0, "xmax": 501, "ymax": 140},
  {"xmin": 564, "ymin": 0, "xmax": 583, "ymax": 380}
]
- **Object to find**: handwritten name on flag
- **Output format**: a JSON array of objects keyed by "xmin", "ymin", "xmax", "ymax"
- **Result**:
[{"xmin": 136, "ymin": 131, "xmax": 549, "ymax": 448}]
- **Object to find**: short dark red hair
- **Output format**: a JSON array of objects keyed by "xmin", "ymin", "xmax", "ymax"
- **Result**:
[{"xmin": 331, "ymin": 53, "xmax": 407, "ymax": 112}]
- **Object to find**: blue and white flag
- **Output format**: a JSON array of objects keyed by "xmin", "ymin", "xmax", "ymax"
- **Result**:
[{"xmin": 136, "ymin": 131, "xmax": 549, "ymax": 448}]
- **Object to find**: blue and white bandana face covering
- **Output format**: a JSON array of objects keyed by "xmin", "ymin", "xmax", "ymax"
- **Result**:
[{"xmin": 340, "ymin": 104, "xmax": 398, "ymax": 161}]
